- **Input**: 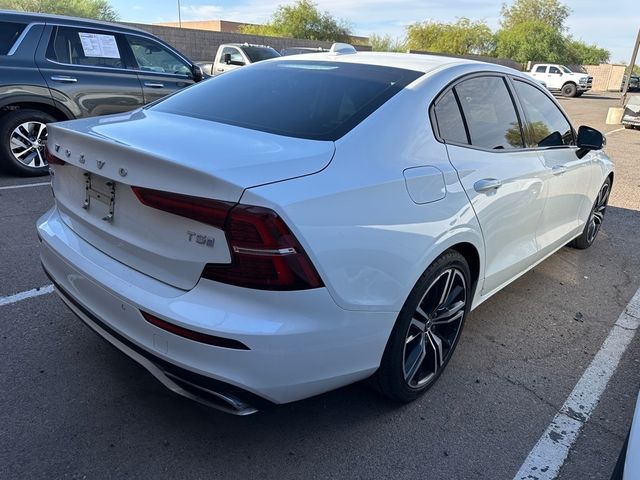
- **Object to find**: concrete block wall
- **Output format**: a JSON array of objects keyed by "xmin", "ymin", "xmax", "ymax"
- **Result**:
[
  {"xmin": 584, "ymin": 64, "xmax": 626, "ymax": 91},
  {"xmin": 123, "ymin": 22, "xmax": 371, "ymax": 61}
]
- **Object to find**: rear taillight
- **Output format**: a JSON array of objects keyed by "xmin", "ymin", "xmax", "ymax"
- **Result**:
[
  {"xmin": 44, "ymin": 148, "xmax": 66, "ymax": 166},
  {"xmin": 131, "ymin": 187, "xmax": 323, "ymax": 291}
]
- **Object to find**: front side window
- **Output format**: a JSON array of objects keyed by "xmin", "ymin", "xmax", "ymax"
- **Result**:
[
  {"xmin": 560, "ymin": 65, "xmax": 572, "ymax": 74},
  {"xmin": 242, "ymin": 46, "xmax": 280, "ymax": 63},
  {"xmin": 453, "ymin": 76, "xmax": 524, "ymax": 150},
  {"xmin": 46, "ymin": 27, "xmax": 124, "ymax": 69},
  {"xmin": 535, "ymin": 66, "xmax": 547, "ymax": 73},
  {"xmin": 433, "ymin": 90, "xmax": 468, "ymax": 145},
  {"xmin": 513, "ymin": 80, "xmax": 574, "ymax": 148},
  {"xmin": 151, "ymin": 61, "xmax": 423, "ymax": 141},
  {"xmin": 126, "ymin": 35, "xmax": 191, "ymax": 75},
  {"xmin": 221, "ymin": 46, "xmax": 244, "ymax": 65},
  {"xmin": 549, "ymin": 66, "xmax": 561, "ymax": 74},
  {"xmin": 0, "ymin": 21, "xmax": 27, "ymax": 55}
]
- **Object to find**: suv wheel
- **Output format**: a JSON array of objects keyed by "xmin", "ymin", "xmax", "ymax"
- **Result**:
[
  {"xmin": 561, "ymin": 83, "xmax": 577, "ymax": 97},
  {"xmin": 0, "ymin": 109, "xmax": 55, "ymax": 176}
]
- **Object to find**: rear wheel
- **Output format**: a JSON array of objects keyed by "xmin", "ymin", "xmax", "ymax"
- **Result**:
[
  {"xmin": 570, "ymin": 177, "xmax": 611, "ymax": 249},
  {"xmin": 373, "ymin": 250, "xmax": 471, "ymax": 403},
  {"xmin": 0, "ymin": 109, "xmax": 54, "ymax": 176},
  {"xmin": 561, "ymin": 82, "xmax": 578, "ymax": 97}
]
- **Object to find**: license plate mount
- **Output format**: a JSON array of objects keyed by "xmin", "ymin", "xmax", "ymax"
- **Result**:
[{"xmin": 82, "ymin": 172, "xmax": 116, "ymax": 222}]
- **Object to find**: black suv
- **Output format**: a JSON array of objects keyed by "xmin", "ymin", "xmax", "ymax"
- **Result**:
[{"xmin": 0, "ymin": 10, "xmax": 204, "ymax": 176}]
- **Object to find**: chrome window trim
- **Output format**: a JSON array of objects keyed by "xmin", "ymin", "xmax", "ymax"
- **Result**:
[{"xmin": 7, "ymin": 22, "xmax": 43, "ymax": 56}]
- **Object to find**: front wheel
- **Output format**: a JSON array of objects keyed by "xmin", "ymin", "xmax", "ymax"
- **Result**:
[
  {"xmin": 373, "ymin": 250, "xmax": 471, "ymax": 403},
  {"xmin": 570, "ymin": 177, "xmax": 611, "ymax": 249},
  {"xmin": 562, "ymin": 83, "xmax": 578, "ymax": 97},
  {"xmin": 0, "ymin": 109, "xmax": 55, "ymax": 176}
]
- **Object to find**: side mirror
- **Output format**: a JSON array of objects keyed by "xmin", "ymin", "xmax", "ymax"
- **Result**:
[
  {"xmin": 191, "ymin": 64, "xmax": 203, "ymax": 82},
  {"xmin": 223, "ymin": 53, "xmax": 232, "ymax": 65},
  {"xmin": 576, "ymin": 125, "xmax": 604, "ymax": 150}
]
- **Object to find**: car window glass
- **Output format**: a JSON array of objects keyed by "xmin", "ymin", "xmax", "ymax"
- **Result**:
[
  {"xmin": 46, "ymin": 27, "xmax": 124, "ymax": 68},
  {"xmin": 126, "ymin": 35, "xmax": 191, "ymax": 75},
  {"xmin": 221, "ymin": 47, "xmax": 244, "ymax": 65},
  {"xmin": 242, "ymin": 46, "xmax": 280, "ymax": 63},
  {"xmin": 549, "ymin": 66, "xmax": 561, "ymax": 74},
  {"xmin": 513, "ymin": 80, "xmax": 574, "ymax": 147},
  {"xmin": 453, "ymin": 76, "xmax": 523, "ymax": 149},
  {"xmin": 535, "ymin": 66, "xmax": 546, "ymax": 73},
  {"xmin": 433, "ymin": 90, "xmax": 468, "ymax": 145},
  {"xmin": 152, "ymin": 61, "xmax": 423, "ymax": 141},
  {"xmin": 0, "ymin": 21, "xmax": 27, "ymax": 55}
]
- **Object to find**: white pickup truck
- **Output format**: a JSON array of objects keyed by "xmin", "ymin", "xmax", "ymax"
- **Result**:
[
  {"xmin": 529, "ymin": 64, "xmax": 593, "ymax": 97},
  {"xmin": 196, "ymin": 43, "xmax": 280, "ymax": 76}
]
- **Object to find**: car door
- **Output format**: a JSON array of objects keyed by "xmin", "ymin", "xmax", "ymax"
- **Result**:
[
  {"xmin": 511, "ymin": 78, "xmax": 593, "ymax": 252},
  {"xmin": 123, "ymin": 34, "xmax": 195, "ymax": 104},
  {"xmin": 35, "ymin": 25, "xmax": 144, "ymax": 118},
  {"xmin": 433, "ymin": 75, "xmax": 548, "ymax": 295},
  {"xmin": 215, "ymin": 46, "xmax": 246, "ymax": 75}
]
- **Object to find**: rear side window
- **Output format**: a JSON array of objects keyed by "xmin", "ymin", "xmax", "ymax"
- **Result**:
[
  {"xmin": 512, "ymin": 80, "xmax": 574, "ymax": 147},
  {"xmin": 0, "ymin": 21, "xmax": 27, "ymax": 55},
  {"xmin": 46, "ymin": 27, "xmax": 124, "ymax": 69},
  {"xmin": 535, "ymin": 66, "xmax": 546, "ymax": 73},
  {"xmin": 151, "ymin": 61, "xmax": 423, "ymax": 141},
  {"xmin": 242, "ymin": 46, "xmax": 280, "ymax": 63},
  {"xmin": 454, "ymin": 76, "xmax": 524, "ymax": 150},
  {"xmin": 433, "ymin": 90, "xmax": 468, "ymax": 145}
]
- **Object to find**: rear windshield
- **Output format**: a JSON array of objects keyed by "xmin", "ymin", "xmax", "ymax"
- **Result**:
[
  {"xmin": 151, "ymin": 61, "xmax": 423, "ymax": 141},
  {"xmin": 0, "ymin": 21, "xmax": 27, "ymax": 55},
  {"xmin": 242, "ymin": 46, "xmax": 280, "ymax": 62}
]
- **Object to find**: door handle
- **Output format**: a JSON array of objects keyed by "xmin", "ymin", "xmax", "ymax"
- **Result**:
[
  {"xmin": 216, "ymin": 68, "xmax": 225, "ymax": 72},
  {"xmin": 50, "ymin": 76, "xmax": 77, "ymax": 83},
  {"xmin": 144, "ymin": 82, "xmax": 164, "ymax": 88},
  {"xmin": 474, "ymin": 178, "xmax": 503, "ymax": 193},
  {"xmin": 552, "ymin": 165, "xmax": 567, "ymax": 175}
]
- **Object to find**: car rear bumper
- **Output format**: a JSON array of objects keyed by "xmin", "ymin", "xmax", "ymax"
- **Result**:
[{"xmin": 37, "ymin": 207, "xmax": 396, "ymax": 410}]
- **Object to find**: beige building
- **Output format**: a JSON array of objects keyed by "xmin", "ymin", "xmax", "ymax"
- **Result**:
[{"xmin": 154, "ymin": 19, "xmax": 369, "ymax": 44}]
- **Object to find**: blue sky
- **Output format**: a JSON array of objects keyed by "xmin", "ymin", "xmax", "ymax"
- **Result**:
[{"xmin": 111, "ymin": 0, "xmax": 639, "ymax": 63}]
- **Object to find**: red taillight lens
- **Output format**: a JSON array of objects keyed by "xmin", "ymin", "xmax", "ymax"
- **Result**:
[
  {"xmin": 131, "ymin": 187, "xmax": 233, "ymax": 228},
  {"xmin": 132, "ymin": 187, "xmax": 324, "ymax": 291},
  {"xmin": 44, "ymin": 148, "xmax": 66, "ymax": 166}
]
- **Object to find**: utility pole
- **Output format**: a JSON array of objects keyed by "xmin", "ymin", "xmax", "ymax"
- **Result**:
[
  {"xmin": 621, "ymin": 27, "xmax": 640, "ymax": 106},
  {"xmin": 177, "ymin": 0, "xmax": 182, "ymax": 28}
]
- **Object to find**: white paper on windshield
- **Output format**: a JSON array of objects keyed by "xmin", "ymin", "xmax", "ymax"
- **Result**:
[{"xmin": 78, "ymin": 32, "xmax": 120, "ymax": 58}]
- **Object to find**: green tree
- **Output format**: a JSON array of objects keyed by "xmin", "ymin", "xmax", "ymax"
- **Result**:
[
  {"xmin": 368, "ymin": 33, "xmax": 406, "ymax": 52},
  {"xmin": 240, "ymin": 0, "xmax": 351, "ymax": 42},
  {"xmin": 495, "ymin": 20, "xmax": 566, "ymax": 64},
  {"xmin": 500, "ymin": 0, "xmax": 570, "ymax": 31},
  {"xmin": 406, "ymin": 18, "xmax": 495, "ymax": 56},
  {"xmin": 565, "ymin": 39, "xmax": 610, "ymax": 65},
  {"xmin": 0, "ymin": 0, "xmax": 119, "ymax": 21}
]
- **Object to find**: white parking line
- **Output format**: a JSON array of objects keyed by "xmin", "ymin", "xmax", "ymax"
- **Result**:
[
  {"xmin": 0, "ymin": 284, "xmax": 54, "ymax": 307},
  {"xmin": 605, "ymin": 127, "xmax": 625, "ymax": 136},
  {"xmin": 0, "ymin": 182, "xmax": 50, "ymax": 191},
  {"xmin": 514, "ymin": 287, "xmax": 640, "ymax": 480}
]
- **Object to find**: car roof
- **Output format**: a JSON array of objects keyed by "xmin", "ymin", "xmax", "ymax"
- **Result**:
[
  {"xmin": 0, "ymin": 9, "xmax": 148, "ymax": 35},
  {"xmin": 270, "ymin": 51, "xmax": 501, "ymax": 74}
]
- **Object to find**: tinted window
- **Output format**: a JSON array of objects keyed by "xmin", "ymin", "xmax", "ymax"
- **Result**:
[
  {"xmin": 242, "ymin": 46, "xmax": 280, "ymax": 63},
  {"xmin": 513, "ymin": 80, "xmax": 574, "ymax": 147},
  {"xmin": 454, "ymin": 76, "xmax": 524, "ymax": 149},
  {"xmin": 0, "ymin": 21, "xmax": 26, "ymax": 55},
  {"xmin": 549, "ymin": 66, "xmax": 561, "ymax": 74},
  {"xmin": 151, "ymin": 61, "xmax": 423, "ymax": 141},
  {"xmin": 46, "ymin": 27, "xmax": 124, "ymax": 68},
  {"xmin": 126, "ymin": 35, "xmax": 191, "ymax": 75},
  {"xmin": 535, "ymin": 66, "xmax": 546, "ymax": 73},
  {"xmin": 433, "ymin": 90, "xmax": 468, "ymax": 144}
]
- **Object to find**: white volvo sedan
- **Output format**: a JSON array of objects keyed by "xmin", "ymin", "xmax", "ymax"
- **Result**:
[{"xmin": 37, "ymin": 46, "xmax": 613, "ymax": 414}]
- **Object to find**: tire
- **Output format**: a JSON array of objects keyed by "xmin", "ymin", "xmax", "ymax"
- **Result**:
[
  {"xmin": 570, "ymin": 177, "xmax": 611, "ymax": 249},
  {"xmin": 561, "ymin": 82, "xmax": 578, "ymax": 97},
  {"xmin": 372, "ymin": 250, "xmax": 471, "ymax": 403},
  {"xmin": 0, "ymin": 109, "xmax": 55, "ymax": 176}
]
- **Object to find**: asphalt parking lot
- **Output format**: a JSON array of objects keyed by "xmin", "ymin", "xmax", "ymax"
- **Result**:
[{"xmin": 1, "ymin": 92, "xmax": 639, "ymax": 480}]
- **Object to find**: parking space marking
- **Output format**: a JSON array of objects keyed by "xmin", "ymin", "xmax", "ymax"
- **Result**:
[
  {"xmin": 0, "ymin": 284, "xmax": 54, "ymax": 307},
  {"xmin": 514, "ymin": 287, "xmax": 640, "ymax": 480},
  {"xmin": 605, "ymin": 127, "xmax": 625, "ymax": 136},
  {"xmin": 0, "ymin": 182, "xmax": 50, "ymax": 191}
]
